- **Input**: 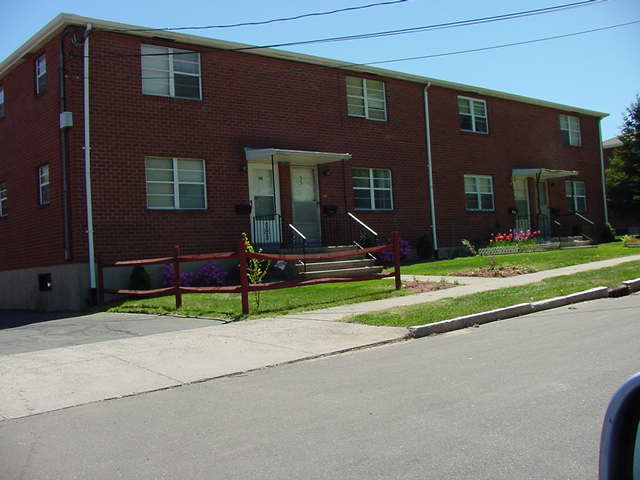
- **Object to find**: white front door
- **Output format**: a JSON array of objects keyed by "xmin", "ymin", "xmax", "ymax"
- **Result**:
[
  {"xmin": 248, "ymin": 164, "xmax": 281, "ymax": 247},
  {"xmin": 513, "ymin": 177, "xmax": 530, "ymax": 231},
  {"xmin": 291, "ymin": 166, "xmax": 321, "ymax": 245}
]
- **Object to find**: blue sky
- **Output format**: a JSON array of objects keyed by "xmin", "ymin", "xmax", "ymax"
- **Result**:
[{"xmin": 2, "ymin": 0, "xmax": 639, "ymax": 139}]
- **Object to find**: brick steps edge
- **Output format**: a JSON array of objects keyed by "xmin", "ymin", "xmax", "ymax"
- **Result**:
[{"xmin": 408, "ymin": 285, "xmax": 620, "ymax": 339}]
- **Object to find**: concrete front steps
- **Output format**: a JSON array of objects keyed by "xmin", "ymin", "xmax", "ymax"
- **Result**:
[
  {"xmin": 557, "ymin": 235, "xmax": 596, "ymax": 249},
  {"xmin": 281, "ymin": 245, "xmax": 384, "ymax": 280}
]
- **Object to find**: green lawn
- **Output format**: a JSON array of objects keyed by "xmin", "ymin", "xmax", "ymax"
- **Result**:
[
  {"xmin": 348, "ymin": 261, "xmax": 640, "ymax": 328},
  {"xmin": 109, "ymin": 279, "xmax": 416, "ymax": 320},
  {"xmin": 399, "ymin": 241, "xmax": 639, "ymax": 276}
]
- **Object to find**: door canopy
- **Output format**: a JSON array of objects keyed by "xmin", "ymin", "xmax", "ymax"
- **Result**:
[
  {"xmin": 512, "ymin": 168, "xmax": 578, "ymax": 182},
  {"xmin": 244, "ymin": 148, "xmax": 352, "ymax": 166}
]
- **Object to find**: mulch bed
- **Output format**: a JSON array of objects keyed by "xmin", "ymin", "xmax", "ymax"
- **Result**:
[
  {"xmin": 403, "ymin": 280, "xmax": 455, "ymax": 292},
  {"xmin": 453, "ymin": 265, "xmax": 537, "ymax": 278}
]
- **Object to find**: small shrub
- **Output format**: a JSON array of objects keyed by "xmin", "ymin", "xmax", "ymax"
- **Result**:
[
  {"xmin": 377, "ymin": 239, "xmax": 411, "ymax": 264},
  {"xmin": 602, "ymin": 222, "xmax": 616, "ymax": 243},
  {"xmin": 416, "ymin": 234, "xmax": 433, "ymax": 259},
  {"xmin": 129, "ymin": 265, "xmax": 151, "ymax": 290},
  {"xmin": 461, "ymin": 239, "xmax": 477, "ymax": 256},
  {"xmin": 488, "ymin": 229, "xmax": 540, "ymax": 247},
  {"xmin": 621, "ymin": 234, "xmax": 640, "ymax": 247},
  {"xmin": 161, "ymin": 262, "xmax": 227, "ymax": 287},
  {"xmin": 242, "ymin": 233, "xmax": 271, "ymax": 309}
]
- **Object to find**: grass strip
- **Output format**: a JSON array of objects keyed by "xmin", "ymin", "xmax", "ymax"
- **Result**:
[
  {"xmin": 109, "ymin": 279, "xmax": 414, "ymax": 320},
  {"xmin": 399, "ymin": 242, "xmax": 639, "ymax": 276},
  {"xmin": 348, "ymin": 261, "xmax": 640, "ymax": 327}
]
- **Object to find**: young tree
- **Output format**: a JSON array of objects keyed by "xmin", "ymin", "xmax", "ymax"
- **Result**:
[{"xmin": 606, "ymin": 96, "xmax": 640, "ymax": 214}]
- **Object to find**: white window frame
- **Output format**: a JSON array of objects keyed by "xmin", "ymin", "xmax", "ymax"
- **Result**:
[
  {"xmin": 346, "ymin": 76, "xmax": 387, "ymax": 121},
  {"xmin": 0, "ymin": 183, "xmax": 7, "ymax": 217},
  {"xmin": 145, "ymin": 157, "xmax": 207, "ymax": 210},
  {"xmin": 464, "ymin": 174, "xmax": 494, "ymax": 211},
  {"xmin": 565, "ymin": 180, "xmax": 587, "ymax": 212},
  {"xmin": 0, "ymin": 87, "xmax": 4, "ymax": 118},
  {"xmin": 38, "ymin": 164, "xmax": 50, "ymax": 205},
  {"xmin": 141, "ymin": 45, "xmax": 202, "ymax": 100},
  {"xmin": 458, "ymin": 96, "xmax": 488, "ymax": 134},
  {"xmin": 36, "ymin": 55, "xmax": 47, "ymax": 94},
  {"xmin": 559, "ymin": 114, "xmax": 582, "ymax": 146},
  {"xmin": 352, "ymin": 168, "xmax": 393, "ymax": 211}
]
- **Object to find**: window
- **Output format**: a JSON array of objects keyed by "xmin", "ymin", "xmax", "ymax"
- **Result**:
[
  {"xmin": 36, "ymin": 55, "xmax": 47, "ymax": 94},
  {"xmin": 346, "ymin": 77, "xmax": 387, "ymax": 121},
  {"xmin": 464, "ymin": 175, "xmax": 494, "ymax": 211},
  {"xmin": 0, "ymin": 87, "xmax": 4, "ymax": 118},
  {"xmin": 352, "ymin": 168, "xmax": 393, "ymax": 210},
  {"xmin": 458, "ymin": 96, "xmax": 488, "ymax": 133},
  {"xmin": 565, "ymin": 180, "xmax": 586, "ymax": 212},
  {"xmin": 145, "ymin": 157, "xmax": 206, "ymax": 209},
  {"xmin": 559, "ymin": 114, "xmax": 581, "ymax": 146},
  {"xmin": 141, "ymin": 45, "xmax": 201, "ymax": 100},
  {"xmin": 0, "ymin": 183, "xmax": 7, "ymax": 217},
  {"xmin": 38, "ymin": 165, "xmax": 50, "ymax": 205}
]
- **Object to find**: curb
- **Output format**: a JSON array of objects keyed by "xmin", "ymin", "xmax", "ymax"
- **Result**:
[
  {"xmin": 623, "ymin": 277, "xmax": 640, "ymax": 292},
  {"xmin": 408, "ymin": 285, "xmax": 624, "ymax": 338}
]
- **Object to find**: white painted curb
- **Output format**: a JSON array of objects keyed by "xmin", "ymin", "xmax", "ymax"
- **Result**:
[
  {"xmin": 408, "ymin": 286, "xmax": 612, "ymax": 338},
  {"xmin": 530, "ymin": 287, "xmax": 609, "ymax": 312},
  {"xmin": 622, "ymin": 278, "xmax": 640, "ymax": 292}
]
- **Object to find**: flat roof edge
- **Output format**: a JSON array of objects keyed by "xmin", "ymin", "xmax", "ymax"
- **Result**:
[{"xmin": 0, "ymin": 14, "xmax": 609, "ymax": 118}]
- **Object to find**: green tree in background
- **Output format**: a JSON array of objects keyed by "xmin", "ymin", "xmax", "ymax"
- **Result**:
[{"xmin": 606, "ymin": 95, "xmax": 640, "ymax": 215}]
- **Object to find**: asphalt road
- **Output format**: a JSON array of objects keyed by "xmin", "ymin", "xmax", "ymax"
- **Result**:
[{"xmin": 1, "ymin": 294, "xmax": 639, "ymax": 479}]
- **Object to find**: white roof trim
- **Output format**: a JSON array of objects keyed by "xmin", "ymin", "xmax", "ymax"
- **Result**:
[
  {"xmin": 244, "ymin": 148, "xmax": 351, "ymax": 166},
  {"xmin": 0, "ymin": 13, "xmax": 608, "ymax": 118},
  {"xmin": 512, "ymin": 168, "xmax": 578, "ymax": 180}
]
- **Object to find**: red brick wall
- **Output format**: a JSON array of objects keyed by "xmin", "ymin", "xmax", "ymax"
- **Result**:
[{"xmin": 427, "ymin": 85, "xmax": 605, "ymax": 247}]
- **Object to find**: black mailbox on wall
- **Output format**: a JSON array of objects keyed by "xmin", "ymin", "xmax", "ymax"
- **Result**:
[{"xmin": 235, "ymin": 204, "xmax": 252, "ymax": 214}]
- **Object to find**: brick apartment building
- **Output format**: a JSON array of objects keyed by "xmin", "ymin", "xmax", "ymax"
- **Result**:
[{"xmin": 0, "ymin": 14, "xmax": 609, "ymax": 310}]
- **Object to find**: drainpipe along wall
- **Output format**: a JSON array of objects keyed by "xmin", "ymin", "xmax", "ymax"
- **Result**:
[
  {"xmin": 598, "ymin": 119, "xmax": 609, "ymax": 225},
  {"xmin": 423, "ymin": 83, "xmax": 439, "ymax": 254},
  {"xmin": 83, "ymin": 24, "xmax": 97, "ymax": 300}
]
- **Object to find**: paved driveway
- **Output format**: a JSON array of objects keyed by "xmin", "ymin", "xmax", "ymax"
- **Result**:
[{"xmin": 0, "ymin": 311, "xmax": 225, "ymax": 355}]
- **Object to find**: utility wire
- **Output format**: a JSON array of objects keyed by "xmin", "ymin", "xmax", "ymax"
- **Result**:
[
  {"xmin": 103, "ymin": 0, "xmax": 410, "ymax": 32},
  {"xmin": 85, "ymin": 0, "xmax": 607, "ymax": 59},
  {"xmin": 72, "ymin": 19, "xmax": 640, "ymax": 82}
]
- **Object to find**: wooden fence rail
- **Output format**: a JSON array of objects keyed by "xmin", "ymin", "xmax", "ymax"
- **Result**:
[{"xmin": 98, "ymin": 232, "xmax": 402, "ymax": 315}]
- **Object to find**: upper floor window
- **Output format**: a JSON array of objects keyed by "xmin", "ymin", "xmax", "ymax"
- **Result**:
[
  {"xmin": 36, "ymin": 55, "xmax": 47, "ymax": 94},
  {"xmin": 38, "ymin": 165, "xmax": 50, "ymax": 205},
  {"xmin": 0, "ymin": 87, "xmax": 4, "ymax": 118},
  {"xmin": 352, "ymin": 168, "xmax": 393, "ymax": 210},
  {"xmin": 464, "ymin": 175, "xmax": 494, "ymax": 211},
  {"xmin": 141, "ymin": 45, "xmax": 201, "ymax": 100},
  {"xmin": 346, "ymin": 77, "xmax": 387, "ymax": 121},
  {"xmin": 559, "ymin": 114, "xmax": 581, "ymax": 146},
  {"xmin": 0, "ymin": 183, "xmax": 7, "ymax": 217},
  {"xmin": 565, "ymin": 180, "xmax": 586, "ymax": 212},
  {"xmin": 145, "ymin": 157, "xmax": 206, "ymax": 209},
  {"xmin": 458, "ymin": 96, "xmax": 488, "ymax": 133}
]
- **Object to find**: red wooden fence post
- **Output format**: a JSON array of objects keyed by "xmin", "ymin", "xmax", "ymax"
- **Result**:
[
  {"xmin": 238, "ymin": 236, "xmax": 250, "ymax": 315},
  {"xmin": 393, "ymin": 231, "xmax": 402, "ymax": 290},
  {"xmin": 173, "ymin": 245, "xmax": 182, "ymax": 309},
  {"xmin": 97, "ymin": 256, "xmax": 104, "ymax": 305}
]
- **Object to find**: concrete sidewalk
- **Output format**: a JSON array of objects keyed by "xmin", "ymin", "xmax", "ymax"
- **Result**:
[{"xmin": 1, "ymin": 254, "xmax": 639, "ymax": 420}]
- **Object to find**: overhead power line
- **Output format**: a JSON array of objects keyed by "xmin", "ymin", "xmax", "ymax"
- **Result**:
[
  {"xmin": 105, "ymin": 0, "xmax": 410, "ymax": 32},
  {"xmin": 87, "ymin": 0, "xmax": 607, "ymax": 59}
]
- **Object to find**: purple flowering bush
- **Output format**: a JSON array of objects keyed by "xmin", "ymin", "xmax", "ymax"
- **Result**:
[
  {"xmin": 161, "ymin": 262, "xmax": 227, "ymax": 287},
  {"xmin": 377, "ymin": 239, "xmax": 411, "ymax": 264}
]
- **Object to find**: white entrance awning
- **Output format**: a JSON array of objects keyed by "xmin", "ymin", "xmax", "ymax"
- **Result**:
[
  {"xmin": 244, "ymin": 147, "xmax": 352, "ymax": 166},
  {"xmin": 512, "ymin": 168, "xmax": 578, "ymax": 181}
]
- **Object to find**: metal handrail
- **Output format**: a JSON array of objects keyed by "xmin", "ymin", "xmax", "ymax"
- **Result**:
[
  {"xmin": 347, "ymin": 212, "xmax": 378, "ymax": 237},
  {"xmin": 573, "ymin": 212, "xmax": 595, "ymax": 225},
  {"xmin": 287, "ymin": 224, "xmax": 307, "ymax": 241},
  {"xmin": 287, "ymin": 223, "xmax": 307, "ymax": 270}
]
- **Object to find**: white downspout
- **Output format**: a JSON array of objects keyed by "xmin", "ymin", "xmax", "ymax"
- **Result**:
[
  {"xmin": 83, "ymin": 24, "xmax": 96, "ymax": 293},
  {"xmin": 423, "ymin": 83, "xmax": 438, "ymax": 252},
  {"xmin": 598, "ymin": 119, "xmax": 609, "ymax": 224}
]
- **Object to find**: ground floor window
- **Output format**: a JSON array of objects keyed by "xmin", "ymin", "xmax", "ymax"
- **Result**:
[
  {"xmin": 38, "ymin": 165, "xmax": 50, "ymax": 205},
  {"xmin": 352, "ymin": 168, "xmax": 393, "ymax": 210},
  {"xmin": 145, "ymin": 157, "xmax": 206, "ymax": 209},
  {"xmin": 565, "ymin": 180, "xmax": 586, "ymax": 212},
  {"xmin": 464, "ymin": 174, "xmax": 494, "ymax": 211}
]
